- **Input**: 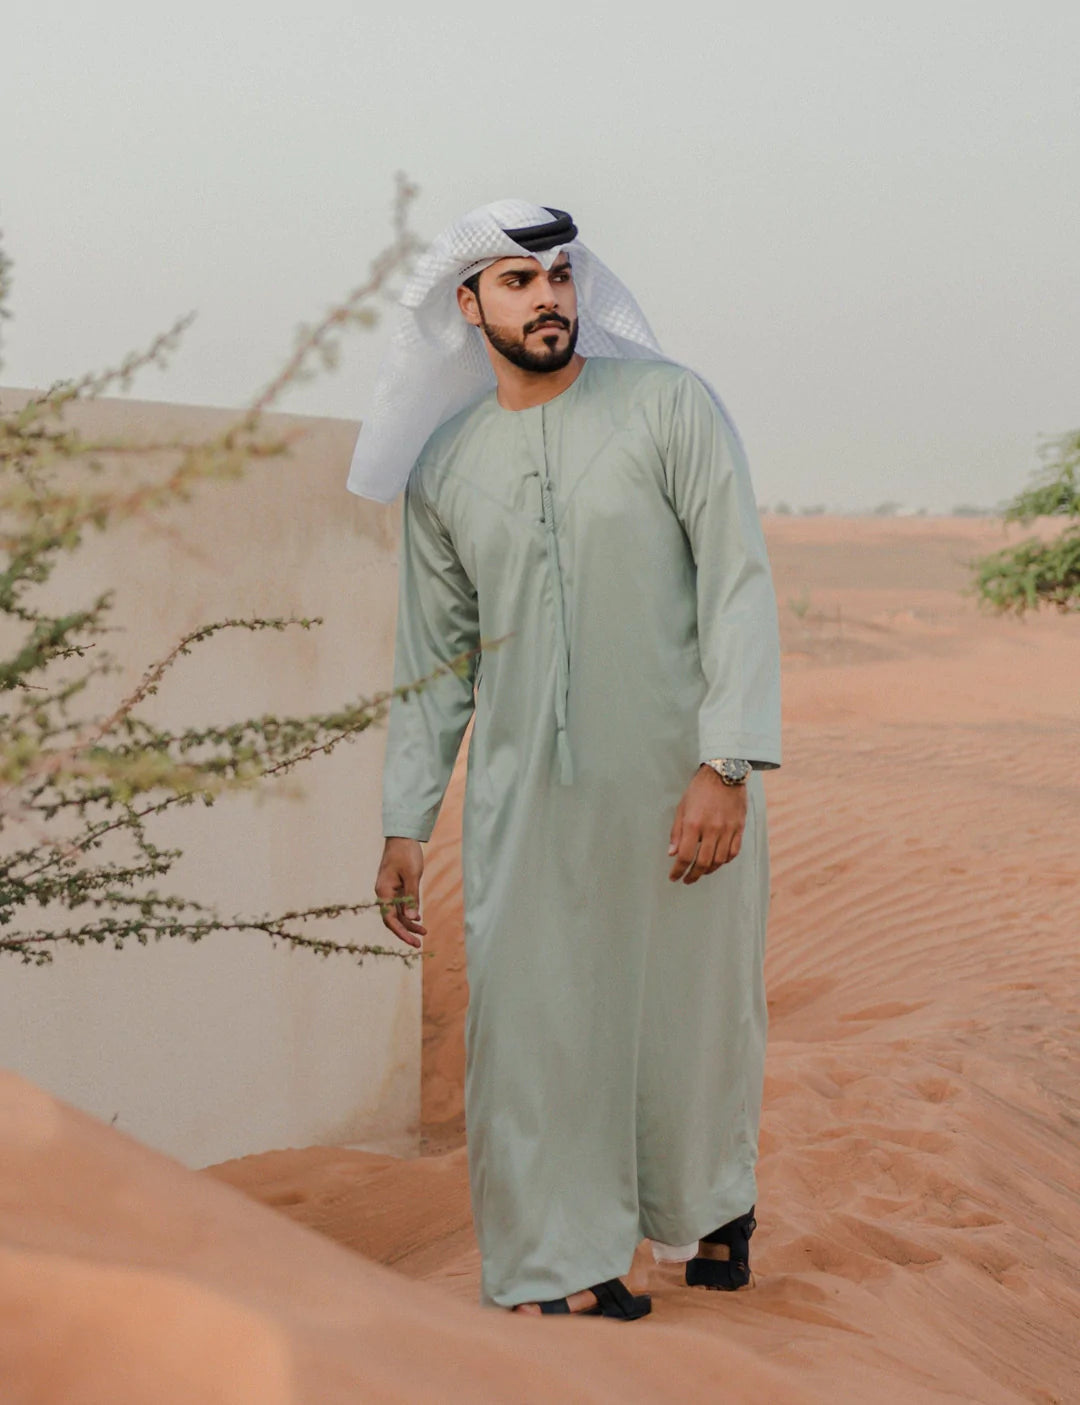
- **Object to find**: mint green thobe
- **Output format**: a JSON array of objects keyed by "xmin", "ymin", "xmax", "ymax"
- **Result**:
[{"xmin": 380, "ymin": 356, "xmax": 781, "ymax": 1308}]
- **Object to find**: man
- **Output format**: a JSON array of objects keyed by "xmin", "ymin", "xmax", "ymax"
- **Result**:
[{"xmin": 348, "ymin": 201, "xmax": 781, "ymax": 1319}]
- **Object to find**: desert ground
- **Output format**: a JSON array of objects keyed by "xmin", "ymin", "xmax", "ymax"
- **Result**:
[{"xmin": 2, "ymin": 512, "xmax": 1078, "ymax": 1403}]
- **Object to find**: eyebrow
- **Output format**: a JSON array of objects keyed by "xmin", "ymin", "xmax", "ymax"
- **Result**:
[{"xmin": 495, "ymin": 258, "xmax": 573, "ymax": 283}]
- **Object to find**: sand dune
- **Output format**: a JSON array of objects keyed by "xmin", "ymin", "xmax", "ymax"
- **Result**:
[
  {"xmin": 214, "ymin": 517, "xmax": 1080, "ymax": 1401},
  {"xmin": 0, "ymin": 1075, "xmax": 825, "ymax": 1404},
  {"xmin": 3, "ymin": 514, "xmax": 1078, "ymax": 1401}
]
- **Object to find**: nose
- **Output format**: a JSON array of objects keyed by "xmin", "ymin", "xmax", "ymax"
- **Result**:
[{"xmin": 533, "ymin": 274, "xmax": 560, "ymax": 308}]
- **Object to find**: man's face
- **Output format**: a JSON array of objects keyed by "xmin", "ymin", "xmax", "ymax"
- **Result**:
[{"xmin": 457, "ymin": 252, "xmax": 579, "ymax": 373}]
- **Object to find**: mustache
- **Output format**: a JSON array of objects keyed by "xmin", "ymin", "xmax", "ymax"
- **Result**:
[{"xmin": 524, "ymin": 314, "xmax": 571, "ymax": 334}]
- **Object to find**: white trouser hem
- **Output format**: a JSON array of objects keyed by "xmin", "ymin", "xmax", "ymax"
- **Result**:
[{"xmin": 650, "ymin": 1239, "xmax": 699, "ymax": 1263}]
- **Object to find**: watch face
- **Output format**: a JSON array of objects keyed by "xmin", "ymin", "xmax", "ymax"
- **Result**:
[{"xmin": 722, "ymin": 759, "xmax": 751, "ymax": 782}]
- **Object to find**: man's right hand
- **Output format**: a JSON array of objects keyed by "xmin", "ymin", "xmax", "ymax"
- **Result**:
[{"xmin": 375, "ymin": 837, "xmax": 427, "ymax": 949}]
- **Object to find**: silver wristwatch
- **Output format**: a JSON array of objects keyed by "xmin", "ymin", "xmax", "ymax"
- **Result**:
[{"xmin": 703, "ymin": 757, "xmax": 751, "ymax": 786}]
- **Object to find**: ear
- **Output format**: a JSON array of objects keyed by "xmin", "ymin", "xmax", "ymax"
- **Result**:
[{"xmin": 456, "ymin": 283, "xmax": 483, "ymax": 327}]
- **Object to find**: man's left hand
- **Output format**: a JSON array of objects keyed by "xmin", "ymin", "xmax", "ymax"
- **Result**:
[{"xmin": 668, "ymin": 765, "xmax": 748, "ymax": 883}]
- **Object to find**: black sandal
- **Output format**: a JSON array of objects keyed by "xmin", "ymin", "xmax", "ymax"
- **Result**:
[
  {"xmin": 532, "ymin": 1276, "xmax": 652, "ymax": 1319},
  {"xmin": 685, "ymin": 1206, "xmax": 756, "ymax": 1291}
]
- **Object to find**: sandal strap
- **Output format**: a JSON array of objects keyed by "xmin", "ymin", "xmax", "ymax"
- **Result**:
[
  {"xmin": 689, "ymin": 1205, "xmax": 756, "ymax": 1290},
  {"xmin": 700, "ymin": 1205, "xmax": 756, "ymax": 1263},
  {"xmin": 589, "ymin": 1277, "xmax": 640, "ymax": 1319},
  {"xmin": 537, "ymin": 1297, "xmax": 571, "ymax": 1314},
  {"xmin": 685, "ymin": 1255, "xmax": 751, "ymax": 1290},
  {"xmin": 532, "ymin": 1276, "xmax": 649, "ymax": 1319}
]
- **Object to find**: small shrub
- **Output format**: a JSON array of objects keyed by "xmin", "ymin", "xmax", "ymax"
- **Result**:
[
  {"xmin": 0, "ymin": 178, "xmax": 484, "ymax": 965},
  {"xmin": 970, "ymin": 431, "xmax": 1080, "ymax": 615}
]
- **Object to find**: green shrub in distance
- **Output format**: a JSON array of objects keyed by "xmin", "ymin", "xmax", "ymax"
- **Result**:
[{"xmin": 970, "ymin": 431, "xmax": 1080, "ymax": 616}]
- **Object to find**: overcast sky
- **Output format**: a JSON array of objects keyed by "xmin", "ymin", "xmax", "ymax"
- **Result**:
[{"xmin": 2, "ymin": 0, "xmax": 1078, "ymax": 511}]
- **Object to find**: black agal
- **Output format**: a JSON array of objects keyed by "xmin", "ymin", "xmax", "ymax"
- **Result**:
[{"xmin": 502, "ymin": 207, "xmax": 578, "ymax": 252}]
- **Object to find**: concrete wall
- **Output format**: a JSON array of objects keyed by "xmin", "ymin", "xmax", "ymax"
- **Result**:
[{"xmin": 0, "ymin": 392, "xmax": 417, "ymax": 1167}]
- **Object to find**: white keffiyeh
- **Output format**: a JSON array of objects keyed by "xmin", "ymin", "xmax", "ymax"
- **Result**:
[{"xmin": 346, "ymin": 199, "xmax": 689, "ymax": 503}]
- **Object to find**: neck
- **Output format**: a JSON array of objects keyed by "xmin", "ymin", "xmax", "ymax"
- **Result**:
[{"xmin": 490, "ymin": 352, "xmax": 587, "ymax": 411}]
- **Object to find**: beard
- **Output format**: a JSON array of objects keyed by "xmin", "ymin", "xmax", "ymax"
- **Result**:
[{"xmin": 480, "ymin": 312, "xmax": 580, "ymax": 373}]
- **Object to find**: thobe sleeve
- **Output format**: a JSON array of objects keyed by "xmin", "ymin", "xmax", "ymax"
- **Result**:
[
  {"xmin": 380, "ymin": 471, "xmax": 481, "ymax": 841},
  {"xmin": 664, "ymin": 372, "xmax": 782, "ymax": 770}
]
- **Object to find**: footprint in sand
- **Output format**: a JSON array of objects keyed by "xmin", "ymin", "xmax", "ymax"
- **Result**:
[{"xmin": 912, "ymin": 1074, "xmax": 960, "ymax": 1104}]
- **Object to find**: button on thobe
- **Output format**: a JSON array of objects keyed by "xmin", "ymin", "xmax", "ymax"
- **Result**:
[{"xmin": 522, "ymin": 408, "xmax": 575, "ymax": 785}]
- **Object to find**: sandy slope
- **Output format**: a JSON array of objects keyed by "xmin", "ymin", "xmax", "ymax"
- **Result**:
[
  {"xmin": 3, "ymin": 515, "xmax": 1078, "ymax": 1402},
  {"xmin": 1, "ymin": 1073, "xmax": 826, "ymax": 1405},
  {"xmin": 213, "ymin": 518, "xmax": 1080, "ymax": 1402}
]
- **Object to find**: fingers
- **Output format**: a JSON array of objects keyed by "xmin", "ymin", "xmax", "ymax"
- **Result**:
[
  {"xmin": 668, "ymin": 823, "xmax": 746, "ymax": 881},
  {"xmin": 669, "ymin": 828, "xmax": 708, "ymax": 882},
  {"xmin": 374, "ymin": 875, "xmax": 427, "ymax": 949},
  {"xmin": 671, "ymin": 831, "xmax": 715, "ymax": 884},
  {"xmin": 667, "ymin": 808, "xmax": 683, "ymax": 859},
  {"xmin": 384, "ymin": 897, "xmax": 427, "ymax": 949},
  {"xmin": 695, "ymin": 832, "xmax": 722, "ymax": 878},
  {"xmin": 710, "ymin": 822, "xmax": 744, "ymax": 871}
]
